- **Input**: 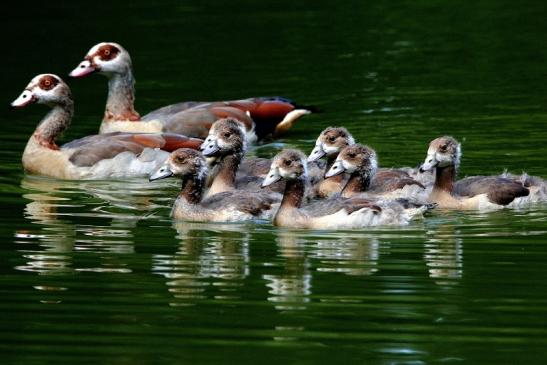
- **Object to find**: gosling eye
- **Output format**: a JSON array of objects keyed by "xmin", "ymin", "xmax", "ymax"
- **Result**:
[
  {"xmin": 347, "ymin": 153, "xmax": 356, "ymax": 158},
  {"xmin": 284, "ymin": 160, "xmax": 292, "ymax": 166},
  {"xmin": 175, "ymin": 157, "xmax": 185, "ymax": 163},
  {"xmin": 439, "ymin": 144, "xmax": 448, "ymax": 152},
  {"xmin": 223, "ymin": 132, "xmax": 231, "ymax": 138},
  {"xmin": 328, "ymin": 136, "xmax": 336, "ymax": 143}
]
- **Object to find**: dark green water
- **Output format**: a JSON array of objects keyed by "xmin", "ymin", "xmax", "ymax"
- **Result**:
[{"xmin": 2, "ymin": 1, "xmax": 547, "ymax": 364}]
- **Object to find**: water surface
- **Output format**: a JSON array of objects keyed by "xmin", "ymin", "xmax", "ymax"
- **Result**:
[{"xmin": 1, "ymin": 1, "xmax": 547, "ymax": 364}]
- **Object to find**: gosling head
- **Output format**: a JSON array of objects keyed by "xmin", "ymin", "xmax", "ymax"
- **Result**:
[
  {"xmin": 11, "ymin": 74, "xmax": 71, "ymax": 109},
  {"xmin": 149, "ymin": 148, "xmax": 208, "ymax": 182},
  {"xmin": 69, "ymin": 42, "xmax": 132, "ymax": 79},
  {"xmin": 419, "ymin": 136, "xmax": 461, "ymax": 172},
  {"xmin": 325, "ymin": 144, "xmax": 378, "ymax": 179},
  {"xmin": 262, "ymin": 149, "xmax": 308, "ymax": 187},
  {"xmin": 200, "ymin": 118, "xmax": 247, "ymax": 157},
  {"xmin": 308, "ymin": 127, "xmax": 355, "ymax": 162}
]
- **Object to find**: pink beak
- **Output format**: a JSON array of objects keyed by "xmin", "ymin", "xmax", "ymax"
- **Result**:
[
  {"xmin": 10, "ymin": 90, "xmax": 36, "ymax": 109},
  {"xmin": 69, "ymin": 60, "xmax": 97, "ymax": 78}
]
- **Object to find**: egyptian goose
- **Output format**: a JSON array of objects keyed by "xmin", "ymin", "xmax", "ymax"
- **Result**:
[
  {"xmin": 262, "ymin": 149, "xmax": 430, "ymax": 229},
  {"xmin": 418, "ymin": 136, "xmax": 538, "ymax": 209},
  {"xmin": 307, "ymin": 127, "xmax": 355, "ymax": 198},
  {"xmin": 69, "ymin": 42, "xmax": 312, "ymax": 141},
  {"xmin": 201, "ymin": 118, "xmax": 324, "ymax": 196},
  {"xmin": 308, "ymin": 127, "xmax": 434, "ymax": 197},
  {"xmin": 325, "ymin": 144, "xmax": 427, "ymax": 201},
  {"xmin": 11, "ymin": 74, "xmax": 202, "ymax": 179},
  {"xmin": 149, "ymin": 148, "xmax": 278, "ymax": 222}
]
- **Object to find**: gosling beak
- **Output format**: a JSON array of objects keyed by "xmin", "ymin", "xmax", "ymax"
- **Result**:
[
  {"xmin": 200, "ymin": 135, "xmax": 220, "ymax": 157},
  {"xmin": 10, "ymin": 90, "xmax": 36, "ymax": 109},
  {"xmin": 308, "ymin": 143, "xmax": 326, "ymax": 162},
  {"xmin": 325, "ymin": 159, "xmax": 346, "ymax": 178},
  {"xmin": 419, "ymin": 155, "xmax": 438, "ymax": 173},
  {"xmin": 69, "ymin": 60, "xmax": 97, "ymax": 78},
  {"xmin": 149, "ymin": 164, "xmax": 174, "ymax": 181},
  {"xmin": 262, "ymin": 167, "xmax": 282, "ymax": 187}
]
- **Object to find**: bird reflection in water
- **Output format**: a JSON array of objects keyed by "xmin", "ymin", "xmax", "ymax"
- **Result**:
[
  {"xmin": 263, "ymin": 229, "xmax": 312, "ymax": 312},
  {"xmin": 310, "ymin": 232, "xmax": 380, "ymax": 276},
  {"xmin": 15, "ymin": 176, "xmax": 164, "ymax": 302},
  {"xmin": 153, "ymin": 221, "xmax": 252, "ymax": 307},
  {"xmin": 424, "ymin": 223, "xmax": 463, "ymax": 285}
]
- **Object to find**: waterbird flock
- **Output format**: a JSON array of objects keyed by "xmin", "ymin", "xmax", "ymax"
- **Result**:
[{"xmin": 10, "ymin": 42, "xmax": 547, "ymax": 229}]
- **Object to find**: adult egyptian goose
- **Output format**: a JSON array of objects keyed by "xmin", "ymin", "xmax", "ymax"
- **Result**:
[
  {"xmin": 11, "ymin": 74, "xmax": 202, "ymax": 179},
  {"xmin": 262, "ymin": 149, "xmax": 429, "ymax": 229},
  {"xmin": 69, "ymin": 42, "xmax": 312, "ymax": 141},
  {"xmin": 149, "ymin": 148, "xmax": 277, "ymax": 222},
  {"xmin": 325, "ymin": 144, "xmax": 427, "ymax": 201},
  {"xmin": 418, "ymin": 136, "xmax": 539, "ymax": 209}
]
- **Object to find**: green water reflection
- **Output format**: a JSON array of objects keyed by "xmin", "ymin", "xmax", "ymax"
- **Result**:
[{"xmin": 2, "ymin": 1, "xmax": 547, "ymax": 364}]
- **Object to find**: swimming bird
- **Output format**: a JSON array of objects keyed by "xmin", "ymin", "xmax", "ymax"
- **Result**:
[
  {"xmin": 201, "ymin": 118, "xmax": 324, "ymax": 196},
  {"xmin": 150, "ymin": 148, "xmax": 278, "ymax": 222},
  {"xmin": 308, "ymin": 127, "xmax": 431, "ymax": 197},
  {"xmin": 262, "ymin": 149, "xmax": 429, "ymax": 229},
  {"xmin": 11, "ymin": 74, "xmax": 202, "ymax": 179},
  {"xmin": 418, "ymin": 136, "xmax": 537, "ymax": 209},
  {"xmin": 69, "ymin": 42, "xmax": 312, "ymax": 141},
  {"xmin": 200, "ymin": 118, "xmax": 283, "ymax": 196},
  {"xmin": 325, "ymin": 144, "xmax": 427, "ymax": 201},
  {"xmin": 307, "ymin": 127, "xmax": 355, "ymax": 198}
]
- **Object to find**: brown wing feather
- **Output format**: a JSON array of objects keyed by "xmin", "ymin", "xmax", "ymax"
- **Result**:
[
  {"xmin": 208, "ymin": 106, "xmax": 254, "ymax": 130},
  {"xmin": 251, "ymin": 101, "xmax": 295, "ymax": 120},
  {"xmin": 488, "ymin": 184, "xmax": 529, "ymax": 205},
  {"xmin": 141, "ymin": 101, "xmax": 206, "ymax": 121},
  {"xmin": 238, "ymin": 158, "xmax": 272, "ymax": 177},
  {"xmin": 65, "ymin": 132, "xmax": 201, "ymax": 167},
  {"xmin": 151, "ymin": 106, "xmax": 253, "ymax": 138},
  {"xmin": 302, "ymin": 196, "xmax": 381, "ymax": 217},
  {"xmin": 158, "ymin": 133, "xmax": 203, "ymax": 151},
  {"xmin": 201, "ymin": 191, "xmax": 276, "ymax": 216},
  {"xmin": 454, "ymin": 176, "xmax": 529, "ymax": 205},
  {"xmin": 370, "ymin": 169, "xmax": 424, "ymax": 193},
  {"xmin": 66, "ymin": 135, "xmax": 147, "ymax": 167},
  {"xmin": 139, "ymin": 98, "xmax": 303, "ymax": 140}
]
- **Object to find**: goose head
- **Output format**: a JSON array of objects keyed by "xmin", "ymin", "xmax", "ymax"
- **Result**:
[
  {"xmin": 419, "ymin": 136, "xmax": 461, "ymax": 172},
  {"xmin": 308, "ymin": 127, "xmax": 355, "ymax": 162},
  {"xmin": 262, "ymin": 149, "xmax": 307, "ymax": 187},
  {"xmin": 200, "ymin": 118, "xmax": 247, "ymax": 157},
  {"xmin": 325, "ymin": 144, "xmax": 377, "ymax": 179},
  {"xmin": 11, "ymin": 74, "xmax": 71, "ymax": 108},
  {"xmin": 149, "ymin": 148, "xmax": 208, "ymax": 182},
  {"xmin": 69, "ymin": 42, "xmax": 131, "ymax": 79}
]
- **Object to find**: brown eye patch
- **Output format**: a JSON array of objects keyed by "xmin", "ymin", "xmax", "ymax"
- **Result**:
[
  {"xmin": 174, "ymin": 155, "xmax": 186, "ymax": 163},
  {"xmin": 38, "ymin": 75, "xmax": 59, "ymax": 91},
  {"xmin": 97, "ymin": 44, "xmax": 120, "ymax": 61}
]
